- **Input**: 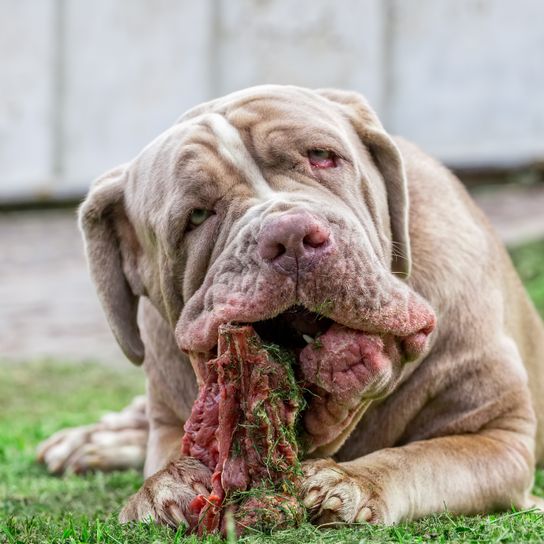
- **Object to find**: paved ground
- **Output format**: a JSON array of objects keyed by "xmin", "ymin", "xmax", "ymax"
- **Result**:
[
  {"xmin": 0, "ymin": 210, "xmax": 125, "ymax": 366},
  {"xmin": 1, "ymin": 184, "xmax": 544, "ymax": 366},
  {"xmin": 472, "ymin": 184, "xmax": 544, "ymax": 245}
]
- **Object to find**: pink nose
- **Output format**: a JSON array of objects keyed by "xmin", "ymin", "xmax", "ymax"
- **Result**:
[{"xmin": 257, "ymin": 212, "xmax": 332, "ymax": 275}]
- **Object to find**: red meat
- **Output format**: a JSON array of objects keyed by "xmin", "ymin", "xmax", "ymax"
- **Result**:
[{"xmin": 181, "ymin": 324, "xmax": 305, "ymax": 535}]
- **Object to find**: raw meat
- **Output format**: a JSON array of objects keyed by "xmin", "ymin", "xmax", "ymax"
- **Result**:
[{"xmin": 181, "ymin": 324, "xmax": 305, "ymax": 535}]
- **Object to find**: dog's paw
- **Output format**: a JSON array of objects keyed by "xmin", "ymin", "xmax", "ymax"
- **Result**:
[
  {"xmin": 301, "ymin": 458, "xmax": 389, "ymax": 525},
  {"xmin": 37, "ymin": 396, "xmax": 148, "ymax": 474},
  {"xmin": 119, "ymin": 457, "xmax": 211, "ymax": 528}
]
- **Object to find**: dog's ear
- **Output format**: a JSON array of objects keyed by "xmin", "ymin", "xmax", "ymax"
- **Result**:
[
  {"xmin": 316, "ymin": 89, "xmax": 411, "ymax": 278},
  {"xmin": 79, "ymin": 164, "xmax": 145, "ymax": 365}
]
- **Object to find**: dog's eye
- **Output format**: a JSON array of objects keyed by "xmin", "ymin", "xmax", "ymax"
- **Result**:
[
  {"xmin": 188, "ymin": 208, "xmax": 214, "ymax": 230},
  {"xmin": 308, "ymin": 149, "xmax": 337, "ymax": 169}
]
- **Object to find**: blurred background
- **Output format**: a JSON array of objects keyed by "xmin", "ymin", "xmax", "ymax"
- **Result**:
[{"xmin": 1, "ymin": 0, "xmax": 544, "ymax": 366}]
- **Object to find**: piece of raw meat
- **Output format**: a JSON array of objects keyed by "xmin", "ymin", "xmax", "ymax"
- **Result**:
[{"xmin": 181, "ymin": 324, "xmax": 306, "ymax": 535}]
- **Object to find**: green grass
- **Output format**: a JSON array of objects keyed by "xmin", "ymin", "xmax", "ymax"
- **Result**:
[
  {"xmin": 510, "ymin": 239, "xmax": 544, "ymax": 316},
  {"xmin": 2, "ymin": 239, "xmax": 544, "ymax": 543}
]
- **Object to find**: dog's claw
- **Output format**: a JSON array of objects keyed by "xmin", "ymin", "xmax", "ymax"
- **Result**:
[
  {"xmin": 356, "ymin": 506, "xmax": 372, "ymax": 522},
  {"xmin": 164, "ymin": 503, "xmax": 188, "ymax": 528},
  {"xmin": 303, "ymin": 489, "xmax": 321, "ymax": 508},
  {"xmin": 194, "ymin": 483, "xmax": 209, "ymax": 496},
  {"xmin": 322, "ymin": 496, "xmax": 342, "ymax": 511}
]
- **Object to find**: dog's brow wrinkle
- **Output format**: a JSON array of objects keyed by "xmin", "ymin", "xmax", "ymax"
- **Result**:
[{"xmin": 204, "ymin": 113, "xmax": 276, "ymax": 200}]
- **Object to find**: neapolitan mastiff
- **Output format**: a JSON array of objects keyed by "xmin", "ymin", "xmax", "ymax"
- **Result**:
[{"xmin": 38, "ymin": 86, "xmax": 544, "ymax": 526}]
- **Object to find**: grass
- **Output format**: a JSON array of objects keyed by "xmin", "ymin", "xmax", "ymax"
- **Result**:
[
  {"xmin": 510, "ymin": 239, "xmax": 544, "ymax": 316},
  {"xmin": 1, "ymin": 239, "xmax": 544, "ymax": 543}
]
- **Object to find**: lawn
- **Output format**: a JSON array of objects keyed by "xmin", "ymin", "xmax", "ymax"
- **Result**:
[{"xmin": 1, "ymin": 240, "xmax": 544, "ymax": 544}]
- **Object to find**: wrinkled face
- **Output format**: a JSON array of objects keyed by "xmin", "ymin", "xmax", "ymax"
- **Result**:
[{"xmin": 83, "ymin": 86, "xmax": 436, "ymax": 455}]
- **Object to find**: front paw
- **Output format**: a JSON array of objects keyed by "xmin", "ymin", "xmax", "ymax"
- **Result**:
[
  {"xmin": 37, "ymin": 395, "xmax": 148, "ymax": 474},
  {"xmin": 119, "ymin": 457, "xmax": 211, "ymax": 528},
  {"xmin": 302, "ymin": 458, "xmax": 390, "ymax": 525}
]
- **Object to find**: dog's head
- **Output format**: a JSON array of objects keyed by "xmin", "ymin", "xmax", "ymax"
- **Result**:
[{"xmin": 80, "ymin": 85, "xmax": 436, "ymax": 454}]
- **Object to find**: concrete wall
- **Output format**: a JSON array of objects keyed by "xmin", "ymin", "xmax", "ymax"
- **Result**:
[{"xmin": 1, "ymin": 0, "xmax": 543, "ymax": 201}]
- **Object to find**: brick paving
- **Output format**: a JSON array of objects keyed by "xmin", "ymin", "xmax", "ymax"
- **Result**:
[{"xmin": 1, "ymin": 185, "xmax": 544, "ymax": 365}]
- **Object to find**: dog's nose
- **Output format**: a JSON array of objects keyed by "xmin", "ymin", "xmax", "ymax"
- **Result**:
[{"xmin": 257, "ymin": 212, "xmax": 332, "ymax": 274}]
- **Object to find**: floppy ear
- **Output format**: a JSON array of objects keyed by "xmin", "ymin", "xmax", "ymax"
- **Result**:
[
  {"xmin": 316, "ymin": 89, "xmax": 411, "ymax": 278},
  {"xmin": 78, "ymin": 165, "xmax": 145, "ymax": 365}
]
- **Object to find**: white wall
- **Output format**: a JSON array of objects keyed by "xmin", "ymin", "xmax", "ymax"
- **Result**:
[
  {"xmin": 0, "ymin": 0, "xmax": 56, "ymax": 200},
  {"xmin": 388, "ymin": 0, "xmax": 544, "ymax": 166},
  {"xmin": 1, "ymin": 0, "xmax": 543, "ymax": 201}
]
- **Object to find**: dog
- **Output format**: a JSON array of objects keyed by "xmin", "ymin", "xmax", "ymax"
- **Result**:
[{"xmin": 38, "ymin": 85, "xmax": 544, "ymax": 527}]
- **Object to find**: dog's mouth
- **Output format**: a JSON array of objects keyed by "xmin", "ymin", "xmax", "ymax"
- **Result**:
[
  {"xmin": 215, "ymin": 302, "xmax": 434, "ymax": 405},
  {"xmin": 195, "ymin": 301, "xmax": 433, "ymax": 393},
  {"xmin": 240, "ymin": 303, "xmax": 432, "ymax": 368},
  {"xmin": 251, "ymin": 305, "xmax": 334, "ymax": 352},
  {"xmin": 194, "ymin": 306, "xmax": 335, "ymax": 384},
  {"xmin": 235, "ymin": 304, "xmax": 429, "ymax": 454},
  {"xmin": 185, "ymin": 302, "xmax": 435, "ymax": 455}
]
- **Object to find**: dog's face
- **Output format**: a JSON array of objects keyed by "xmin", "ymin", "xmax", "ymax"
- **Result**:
[{"xmin": 80, "ymin": 86, "xmax": 436, "ymax": 454}]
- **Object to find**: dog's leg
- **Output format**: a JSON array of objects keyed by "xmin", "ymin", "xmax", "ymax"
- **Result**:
[
  {"xmin": 302, "ymin": 397, "xmax": 538, "ymax": 525},
  {"xmin": 37, "ymin": 395, "xmax": 148, "ymax": 474}
]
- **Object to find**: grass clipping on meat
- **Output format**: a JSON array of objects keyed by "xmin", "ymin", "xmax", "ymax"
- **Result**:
[{"xmin": 182, "ymin": 324, "xmax": 307, "ymax": 535}]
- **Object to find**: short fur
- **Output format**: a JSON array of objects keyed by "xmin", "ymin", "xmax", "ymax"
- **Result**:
[{"xmin": 38, "ymin": 86, "xmax": 544, "ymax": 526}]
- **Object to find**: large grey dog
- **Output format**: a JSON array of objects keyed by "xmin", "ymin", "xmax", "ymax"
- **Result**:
[{"xmin": 38, "ymin": 85, "xmax": 544, "ymax": 526}]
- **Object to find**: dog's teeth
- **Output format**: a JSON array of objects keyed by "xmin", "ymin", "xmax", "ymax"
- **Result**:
[{"xmin": 302, "ymin": 334, "xmax": 315, "ymax": 344}]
